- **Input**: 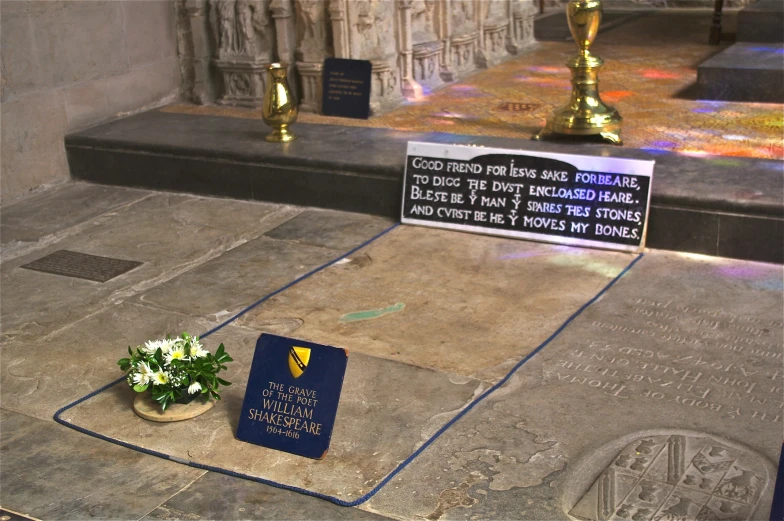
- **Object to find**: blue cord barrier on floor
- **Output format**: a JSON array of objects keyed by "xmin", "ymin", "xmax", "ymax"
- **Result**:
[{"xmin": 54, "ymin": 226, "xmax": 644, "ymax": 508}]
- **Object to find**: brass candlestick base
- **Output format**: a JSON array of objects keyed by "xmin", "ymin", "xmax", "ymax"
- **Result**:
[
  {"xmin": 533, "ymin": 0, "xmax": 622, "ymax": 145},
  {"xmin": 262, "ymin": 63, "xmax": 297, "ymax": 143}
]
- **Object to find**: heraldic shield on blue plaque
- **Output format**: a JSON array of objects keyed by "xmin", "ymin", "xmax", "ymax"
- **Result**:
[{"xmin": 236, "ymin": 334, "xmax": 349, "ymax": 459}]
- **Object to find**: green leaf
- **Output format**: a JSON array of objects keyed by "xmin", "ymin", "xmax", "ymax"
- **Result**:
[
  {"xmin": 215, "ymin": 343, "xmax": 225, "ymax": 358},
  {"xmin": 216, "ymin": 377, "xmax": 231, "ymax": 386},
  {"xmin": 152, "ymin": 390, "xmax": 171, "ymax": 411},
  {"xmin": 133, "ymin": 383, "xmax": 148, "ymax": 392}
]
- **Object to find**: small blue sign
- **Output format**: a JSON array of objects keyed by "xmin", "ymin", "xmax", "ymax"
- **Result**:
[
  {"xmin": 236, "ymin": 334, "xmax": 348, "ymax": 459},
  {"xmin": 321, "ymin": 58, "xmax": 372, "ymax": 119}
]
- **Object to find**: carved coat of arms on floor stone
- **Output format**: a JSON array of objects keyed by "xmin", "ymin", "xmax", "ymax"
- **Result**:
[{"xmin": 569, "ymin": 434, "xmax": 771, "ymax": 521}]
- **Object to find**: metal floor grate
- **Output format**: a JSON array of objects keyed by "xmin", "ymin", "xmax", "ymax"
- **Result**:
[{"xmin": 21, "ymin": 250, "xmax": 142, "ymax": 283}]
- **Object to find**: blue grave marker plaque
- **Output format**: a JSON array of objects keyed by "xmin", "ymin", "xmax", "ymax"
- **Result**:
[{"xmin": 236, "ymin": 334, "xmax": 348, "ymax": 459}]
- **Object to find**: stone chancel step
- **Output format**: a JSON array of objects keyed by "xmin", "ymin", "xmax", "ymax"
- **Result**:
[
  {"xmin": 737, "ymin": 0, "xmax": 784, "ymax": 43},
  {"xmin": 697, "ymin": 43, "xmax": 784, "ymax": 103},
  {"xmin": 65, "ymin": 110, "xmax": 784, "ymax": 263}
]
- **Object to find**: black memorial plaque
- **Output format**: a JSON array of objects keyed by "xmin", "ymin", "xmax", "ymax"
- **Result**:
[
  {"xmin": 21, "ymin": 250, "xmax": 142, "ymax": 282},
  {"xmin": 401, "ymin": 142, "xmax": 655, "ymax": 252},
  {"xmin": 321, "ymin": 58, "xmax": 372, "ymax": 119}
]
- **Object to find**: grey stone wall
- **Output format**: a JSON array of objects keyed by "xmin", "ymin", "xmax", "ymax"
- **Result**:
[{"xmin": 1, "ymin": 0, "xmax": 181, "ymax": 203}]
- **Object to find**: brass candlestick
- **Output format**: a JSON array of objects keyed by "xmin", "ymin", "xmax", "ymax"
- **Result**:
[
  {"xmin": 534, "ymin": 0, "xmax": 622, "ymax": 144},
  {"xmin": 262, "ymin": 63, "xmax": 297, "ymax": 143}
]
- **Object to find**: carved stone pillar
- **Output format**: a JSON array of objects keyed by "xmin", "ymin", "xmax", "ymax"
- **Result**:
[
  {"xmin": 506, "ymin": 0, "xmax": 518, "ymax": 54},
  {"xmin": 211, "ymin": 0, "xmax": 275, "ymax": 107},
  {"xmin": 270, "ymin": 0, "xmax": 300, "ymax": 104},
  {"xmin": 348, "ymin": 0, "xmax": 403, "ymax": 114},
  {"xmin": 449, "ymin": 0, "xmax": 479, "ymax": 77},
  {"xmin": 510, "ymin": 0, "xmax": 536, "ymax": 52},
  {"xmin": 479, "ymin": 0, "xmax": 509, "ymax": 67},
  {"xmin": 328, "ymin": 0, "xmax": 350, "ymax": 58},
  {"xmin": 370, "ymin": 60, "xmax": 401, "ymax": 114},
  {"xmin": 474, "ymin": 0, "xmax": 487, "ymax": 67},
  {"xmin": 293, "ymin": 0, "xmax": 332, "ymax": 112},
  {"xmin": 439, "ymin": 0, "xmax": 455, "ymax": 82},
  {"xmin": 270, "ymin": 0, "xmax": 295, "ymax": 64},
  {"xmin": 178, "ymin": 0, "xmax": 218, "ymax": 103},
  {"xmin": 399, "ymin": 0, "xmax": 423, "ymax": 99}
]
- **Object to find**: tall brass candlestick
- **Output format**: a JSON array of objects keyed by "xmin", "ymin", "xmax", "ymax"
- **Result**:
[
  {"xmin": 262, "ymin": 63, "xmax": 297, "ymax": 143},
  {"xmin": 534, "ymin": 0, "xmax": 622, "ymax": 144}
]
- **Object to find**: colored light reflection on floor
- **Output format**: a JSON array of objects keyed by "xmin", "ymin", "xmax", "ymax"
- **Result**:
[
  {"xmin": 603, "ymin": 90, "xmax": 634, "ymax": 102},
  {"xmin": 714, "ymin": 264, "xmax": 784, "ymax": 291},
  {"xmin": 641, "ymin": 68, "xmax": 683, "ymax": 80}
]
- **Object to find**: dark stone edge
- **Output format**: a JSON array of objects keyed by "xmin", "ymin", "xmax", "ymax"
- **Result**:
[
  {"xmin": 66, "ymin": 145, "xmax": 401, "ymax": 217},
  {"xmin": 67, "ymin": 145, "xmax": 784, "ymax": 263},
  {"xmin": 65, "ymin": 141, "xmax": 783, "ymax": 218}
]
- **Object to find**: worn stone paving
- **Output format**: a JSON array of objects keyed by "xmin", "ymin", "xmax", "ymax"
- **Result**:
[
  {"xmin": 57, "ymin": 224, "xmax": 637, "ymax": 499},
  {"xmin": 0, "ymin": 190, "xmax": 303, "ymax": 343},
  {"xmin": 366, "ymin": 251, "xmax": 783, "ymax": 521},
  {"xmin": 238, "ymin": 226, "xmax": 634, "ymax": 381},
  {"xmin": 1, "ymin": 182, "xmax": 781, "ymax": 521}
]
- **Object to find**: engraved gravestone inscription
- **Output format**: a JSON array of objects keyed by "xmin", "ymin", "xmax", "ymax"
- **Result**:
[{"xmin": 546, "ymin": 299, "xmax": 784, "ymax": 425}]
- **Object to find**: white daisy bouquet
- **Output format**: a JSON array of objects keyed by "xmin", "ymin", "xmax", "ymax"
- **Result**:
[{"xmin": 118, "ymin": 332, "xmax": 233, "ymax": 411}]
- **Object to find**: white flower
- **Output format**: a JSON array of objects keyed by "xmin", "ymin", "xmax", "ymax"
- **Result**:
[
  {"xmin": 164, "ymin": 346, "xmax": 186, "ymax": 364},
  {"xmin": 132, "ymin": 361, "xmax": 153, "ymax": 385},
  {"xmin": 158, "ymin": 338, "xmax": 177, "ymax": 354},
  {"xmin": 152, "ymin": 370, "xmax": 169, "ymax": 386},
  {"xmin": 189, "ymin": 339, "xmax": 209, "ymax": 358},
  {"xmin": 188, "ymin": 381, "xmax": 202, "ymax": 395},
  {"xmin": 142, "ymin": 340, "xmax": 162, "ymax": 354}
]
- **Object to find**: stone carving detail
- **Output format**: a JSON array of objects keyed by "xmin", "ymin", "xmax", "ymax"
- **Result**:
[
  {"xmin": 295, "ymin": 0, "xmax": 331, "ymax": 62},
  {"xmin": 451, "ymin": 0, "xmax": 475, "ymax": 34},
  {"xmin": 209, "ymin": 0, "xmax": 275, "ymax": 106},
  {"xmin": 483, "ymin": 0, "xmax": 506, "ymax": 22},
  {"xmin": 178, "ymin": 0, "xmax": 538, "ymax": 111},
  {"xmin": 352, "ymin": 0, "xmax": 396, "ymax": 60},
  {"xmin": 292, "ymin": 0, "xmax": 331, "ymax": 111},
  {"xmin": 569, "ymin": 433, "xmax": 771, "ymax": 521},
  {"xmin": 411, "ymin": 0, "xmax": 437, "ymax": 44},
  {"xmin": 211, "ymin": 0, "xmax": 271, "ymax": 57}
]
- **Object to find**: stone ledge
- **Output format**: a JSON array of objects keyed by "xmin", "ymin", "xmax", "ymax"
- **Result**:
[
  {"xmin": 66, "ymin": 110, "xmax": 784, "ymax": 262},
  {"xmin": 697, "ymin": 43, "xmax": 784, "ymax": 103}
]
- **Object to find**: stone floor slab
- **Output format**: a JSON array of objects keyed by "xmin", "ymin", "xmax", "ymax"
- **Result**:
[
  {"xmin": 238, "ymin": 225, "xmax": 635, "ymax": 380},
  {"xmin": 1, "ymin": 193, "xmax": 298, "ymax": 341},
  {"xmin": 364, "ymin": 251, "xmax": 783, "ymax": 521},
  {"xmin": 0, "ymin": 409, "xmax": 204, "ymax": 520},
  {"xmin": 263, "ymin": 210, "xmax": 396, "ymax": 252},
  {"xmin": 0, "ymin": 182, "xmax": 150, "ymax": 249},
  {"xmin": 135, "ymin": 236, "xmax": 358, "ymax": 320},
  {"xmin": 141, "ymin": 471, "xmax": 392, "ymax": 521},
  {"xmin": 133, "ymin": 209, "xmax": 394, "ymax": 319},
  {"xmin": 0, "ymin": 302, "xmax": 214, "ymax": 421},
  {"xmin": 60, "ymin": 322, "xmax": 485, "ymax": 500}
]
